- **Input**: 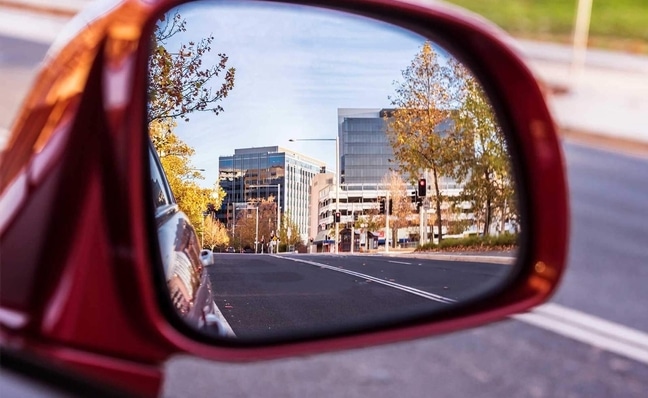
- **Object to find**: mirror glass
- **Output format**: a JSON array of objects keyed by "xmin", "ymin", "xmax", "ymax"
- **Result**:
[{"xmin": 147, "ymin": 0, "xmax": 521, "ymax": 342}]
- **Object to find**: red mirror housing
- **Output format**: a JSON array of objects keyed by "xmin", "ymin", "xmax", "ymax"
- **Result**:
[{"xmin": 0, "ymin": 0, "xmax": 568, "ymax": 396}]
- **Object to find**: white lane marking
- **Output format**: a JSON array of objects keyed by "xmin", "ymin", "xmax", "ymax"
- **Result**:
[
  {"xmin": 514, "ymin": 303, "xmax": 648, "ymax": 365},
  {"xmin": 388, "ymin": 260, "xmax": 412, "ymax": 265},
  {"xmin": 209, "ymin": 300, "xmax": 236, "ymax": 338},
  {"xmin": 274, "ymin": 255, "xmax": 455, "ymax": 304},
  {"xmin": 276, "ymin": 256, "xmax": 648, "ymax": 364}
]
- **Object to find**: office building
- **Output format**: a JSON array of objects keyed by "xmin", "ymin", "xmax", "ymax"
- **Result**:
[
  {"xmin": 311, "ymin": 109, "xmax": 464, "ymax": 248},
  {"xmin": 218, "ymin": 146, "xmax": 325, "ymax": 243}
]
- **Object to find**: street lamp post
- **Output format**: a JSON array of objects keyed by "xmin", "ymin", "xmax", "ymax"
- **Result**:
[
  {"xmin": 255, "ymin": 206, "xmax": 259, "ymax": 253},
  {"xmin": 350, "ymin": 204, "xmax": 355, "ymax": 254},
  {"xmin": 289, "ymin": 137, "xmax": 340, "ymax": 254}
]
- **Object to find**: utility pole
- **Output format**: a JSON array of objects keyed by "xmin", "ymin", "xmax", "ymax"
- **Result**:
[
  {"xmin": 335, "ymin": 135, "xmax": 340, "ymax": 254},
  {"xmin": 385, "ymin": 191, "xmax": 390, "ymax": 253},
  {"xmin": 350, "ymin": 204, "xmax": 355, "ymax": 254},
  {"xmin": 277, "ymin": 183, "xmax": 281, "ymax": 238},
  {"xmin": 254, "ymin": 206, "xmax": 259, "ymax": 253},
  {"xmin": 571, "ymin": 0, "xmax": 593, "ymax": 81}
]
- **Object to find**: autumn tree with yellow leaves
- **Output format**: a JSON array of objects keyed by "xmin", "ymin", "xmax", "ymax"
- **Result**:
[
  {"xmin": 387, "ymin": 42, "xmax": 516, "ymax": 240},
  {"xmin": 381, "ymin": 171, "xmax": 414, "ymax": 248},
  {"xmin": 386, "ymin": 42, "xmax": 456, "ymax": 242},
  {"xmin": 148, "ymin": 11, "xmax": 235, "ymax": 124},
  {"xmin": 203, "ymin": 216, "xmax": 230, "ymax": 250},
  {"xmin": 447, "ymin": 60, "xmax": 516, "ymax": 236},
  {"xmin": 147, "ymin": 11, "xmax": 235, "ymax": 239}
]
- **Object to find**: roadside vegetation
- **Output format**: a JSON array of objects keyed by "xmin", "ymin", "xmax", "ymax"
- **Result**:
[
  {"xmin": 416, "ymin": 233, "xmax": 518, "ymax": 252},
  {"xmin": 447, "ymin": 0, "xmax": 648, "ymax": 54},
  {"xmin": 385, "ymin": 42, "xmax": 517, "ymax": 245}
]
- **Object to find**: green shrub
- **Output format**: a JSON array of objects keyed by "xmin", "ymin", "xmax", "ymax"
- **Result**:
[{"xmin": 416, "ymin": 233, "xmax": 518, "ymax": 252}]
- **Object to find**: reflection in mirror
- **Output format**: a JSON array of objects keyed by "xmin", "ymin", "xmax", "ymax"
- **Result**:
[{"xmin": 147, "ymin": 0, "xmax": 521, "ymax": 342}]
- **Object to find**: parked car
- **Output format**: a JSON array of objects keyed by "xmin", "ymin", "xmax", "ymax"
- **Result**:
[
  {"xmin": 150, "ymin": 145, "xmax": 225, "ymax": 334},
  {"xmin": 200, "ymin": 249, "xmax": 214, "ymax": 266}
]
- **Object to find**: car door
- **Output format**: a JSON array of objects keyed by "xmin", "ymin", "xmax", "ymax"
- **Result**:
[{"xmin": 148, "ymin": 145, "xmax": 227, "ymax": 336}]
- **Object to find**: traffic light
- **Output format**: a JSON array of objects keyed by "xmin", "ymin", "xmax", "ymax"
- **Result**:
[
  {"xmin": 411, "ymin": 191, "xmax": 417, "ymax": 202},
  {"xmin": 388, "ymin": 199, "xmax": 393, "ymax": 214},
  {"xmin": 335, "ymin": 211, "xmax": 341, "ymax": 223},
  {"xmin": 418, "ymin": 178, "xmax": 427, "ymax": 197},
  {"xmin": 379, "ymin": 199, "xmax": 385, "ymax": 214}
]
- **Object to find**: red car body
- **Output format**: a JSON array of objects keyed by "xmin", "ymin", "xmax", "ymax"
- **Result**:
[{"xmin": 0, "ymin": 0, "xmax": 568, "ymax": 396}]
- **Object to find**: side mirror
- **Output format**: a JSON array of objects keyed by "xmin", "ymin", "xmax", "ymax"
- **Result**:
[
  {"xmin": 0, "ymin": 0, "xmax": 567, "ymax": 396},
  {"xmin": 145, "ymin": 0, "xmax": 567, "ymax": 347}
]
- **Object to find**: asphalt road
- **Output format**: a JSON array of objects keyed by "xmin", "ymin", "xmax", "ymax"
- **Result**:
[
  {"xmin": 208, "ymin": 254, "xmax": 509, "ymax": 340},
  {"xmin": 2, "ymin": 33, "xmax": 648, "ymax": 398},
  {"xmin": 165, "ymin": 141, "xmax": 648, "ymax": 398}
]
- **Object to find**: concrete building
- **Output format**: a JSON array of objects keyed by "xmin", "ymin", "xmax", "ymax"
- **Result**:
[{"xmin": 308, "ymin": 171, "xmax": 334, "ymax": 242}]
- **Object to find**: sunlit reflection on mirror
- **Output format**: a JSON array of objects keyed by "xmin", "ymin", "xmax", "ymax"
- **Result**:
[{"xmin": 147, "ymin": 0, "xmax": 521, "ymax": 342}]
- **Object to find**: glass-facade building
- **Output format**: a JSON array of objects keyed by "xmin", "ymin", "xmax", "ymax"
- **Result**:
[
  {"xmin": 339, "ymin": 108, "xmax": 395, "ymax": 187},
  {"xmin": 218, "ymin": 146, "xmax": 325, "ymax": 242},
  {"xmin": 338, "ymin": 108, "xmax": 457, "ymax": 190},
  {"xmin": 309, "ymin": 109, "xmax": 463, "ymax": 248}
]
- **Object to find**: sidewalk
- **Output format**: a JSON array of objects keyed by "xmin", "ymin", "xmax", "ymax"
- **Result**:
[
  {"xmin": 0, "ymin": 0, "xmax": 647, "ymax": 147},
  {"xmin": 516, "ymin": 40, "xmax": 648, "ymax": 146}
]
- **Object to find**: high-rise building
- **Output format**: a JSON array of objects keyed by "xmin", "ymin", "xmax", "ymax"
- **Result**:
[
  {"xmin": 218, "ymin": 146, "xmax": 325, "ymax": 243},
  {"xmin": 310, "ymin": 109, "xmax": 464, "ymax": 249},
  {"xmin": 338, "ymin": 108, "xmax": 394, "ymax": 187}
]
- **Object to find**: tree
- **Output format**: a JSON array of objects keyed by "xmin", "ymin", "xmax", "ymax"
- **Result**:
[
  {"xmin": 354, "ymin": 207, "xmax": 383, "ymax": 252},
  {"xmin": 382, "ymin": 171, "xmax": 413, "ymax": 248},
  {"xmin": 148, "ymin": 11, "xmax": 235, "ymax": 124},
  {"xmin": 233, "ymin": 197, "xmax": 278, "ymax": 251},
  {"xmin": 151, "ymin": 118, "xmax": 225, "ymax": 231},
  {"xmin": 278, "ymin": 212, "xmax": 302, "ymax": 250},
  {"xmin": 203, "ymin": 217, "xmax": 230, "ymax": 250},
  {"xmin": 148, "ymin": 11, "xmax": 233, "ymax": 235},
  {"xmin": 448, "ymin": 60, "xmax": 516, "ymax": 236},
  {"xmin": 232, "ymin": 208, "xmax": 256, "ymax": 250},
  {"xmin": 386, "ymin": 42, "xmax": 457, "ymax": 242}
]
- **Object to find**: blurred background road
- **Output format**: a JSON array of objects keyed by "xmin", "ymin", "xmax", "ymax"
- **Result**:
[{"xmin": 1, "ymin": 1, "xmax": 647, "ymax": 397}]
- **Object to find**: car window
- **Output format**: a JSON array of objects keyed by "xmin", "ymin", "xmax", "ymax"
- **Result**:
[{"xmin": 149, "ymin": 147, "xmax": 173, "ymax": 208}]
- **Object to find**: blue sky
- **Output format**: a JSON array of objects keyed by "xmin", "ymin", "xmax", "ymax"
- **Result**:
[{"xmin": 161, "ymin": 1, "xmax": 433, "ymax": 187}]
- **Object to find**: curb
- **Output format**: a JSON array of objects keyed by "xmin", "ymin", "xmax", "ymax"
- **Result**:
[
  {"xmin": 561, "ymin": 128, "xmax": 648, "ymax": 157},
  {"xmin": 378, "ymin": 252, "xmax": 515, "ymax": 265}
]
